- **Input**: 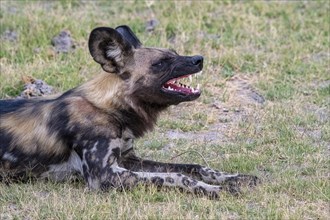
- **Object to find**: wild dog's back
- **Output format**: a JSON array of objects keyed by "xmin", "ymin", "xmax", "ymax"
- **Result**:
[{"xmin": 0, "ymin": 73, "xmax": 129, "ymax": 181}]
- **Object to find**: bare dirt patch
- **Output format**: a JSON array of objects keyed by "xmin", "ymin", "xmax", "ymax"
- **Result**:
[{"xmin": 163, "ymin": 74, "xmax": 266, "ymax": 147}]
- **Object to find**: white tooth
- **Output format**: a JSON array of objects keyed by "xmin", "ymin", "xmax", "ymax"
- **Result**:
[
  {"xmin": 168, "ymin": 87, "xmax": 173, "ymax": 91},
  {"xmin": 197, "ymin": 84, "xmax": 200, "ymax": 90},
  {"xmin": 189, "ymin": 75, "xmax": 192, "ymax": 82}
]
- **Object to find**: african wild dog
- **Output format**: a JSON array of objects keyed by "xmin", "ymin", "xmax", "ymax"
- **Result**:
[{"xmin": 0, "ymin": 25, "xmax": 258, "ymax": 198}]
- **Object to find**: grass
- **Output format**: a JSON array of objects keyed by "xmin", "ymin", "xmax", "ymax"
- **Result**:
[{"xmin": 1, "ymin": 1, "xmax": 329, "ymax": 219}]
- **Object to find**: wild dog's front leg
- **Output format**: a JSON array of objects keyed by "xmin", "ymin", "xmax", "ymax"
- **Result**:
[
  {"xmin": 80, "ymin": 138, "xmax": 139, "ymax": 190},
  {"xmin": 121, "ymin": 151, "xmax": 259, "ymax": 192},
  {"xmin": 102, "ymin": 165, "xmax": 222, "ymax": 198},
  {"xmin": 80, "ymin": 140, "xmax": 222, "ymax": 197},
  {"xmin": 135, "ymin": 171, "xmax": 221, "ymax": 198}
]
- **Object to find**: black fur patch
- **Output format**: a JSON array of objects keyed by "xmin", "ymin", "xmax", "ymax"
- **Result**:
[
  {"xmin": 47, "ymin": 100, "xmax": 71, "ymax": 139},
  {"xmin": 151, "ymin": 176, "xmax": 164, "ymax": 186},
  {"xmin": 0, "ymin": 129, "xmax": 13, "ymax": 156},
  {"xmin": 200, "ymin": 169, "xmax": 209, "ymax": 176},
  {"xmin": 115, "ymin": 25, "xmax": 142, "ymax": 49},
  {"xmin": 193, "ymin": 186, "xmax": 207, "ymax": 196},
  {"xmin": 119, "ymin": 108, "xmax": 152, "ymax": 137},
  {"xmin": 119, "ymin": 71, "xmax": 131, "ymax": 80},
  {"xmin": 1, "ymin": 148, "xmax": 71, "ymax": 181},
  {"xmin": 0, "ymin": 99, "xmax": 31, "ymax": 115},
  {"xmin": 165, "ymin": 177, "xmax": 175, "ymax": 184},
  {"xmin": 182, "ymin": 177, "xmax": 198, "ymax": 187},
  {"xmin": 112, "ymin": 147, "xmax": 121, "ymax": 159}
]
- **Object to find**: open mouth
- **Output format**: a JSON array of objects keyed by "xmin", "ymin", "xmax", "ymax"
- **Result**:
[{"xmin": 161, "ymin": 71, "xmax": 202, "ymax": 95}]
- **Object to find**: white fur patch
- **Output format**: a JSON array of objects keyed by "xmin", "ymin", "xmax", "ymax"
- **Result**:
[
  {"xmin": 110, "ymin": 163, "xmax": 127, "ymax": 173},
  {"xmin": 102, "ymin": 143, "xmax": 113, "ymax": 168},
  {"xmin": 106, "ymin": 45, "xmax": 122, "ymax": 62},
  {"xmin": 2, "ymin": 152, "xmax": 18, "ymax": 162},
  {"xmin": 88, "ymin": 177, "xmax": 100, "ymax": 190},
  {"xmin": 41, "ymin": 151, "xmax": 82, "ymax": 181},
  {"xmin": 90, "ymin": 141, "xmax": 98, "ymax": 153}
]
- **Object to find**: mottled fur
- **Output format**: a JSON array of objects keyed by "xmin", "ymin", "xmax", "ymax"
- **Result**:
[{"xmin": 0, "ymin": 26, "xmax": 258, "ymax": 198}]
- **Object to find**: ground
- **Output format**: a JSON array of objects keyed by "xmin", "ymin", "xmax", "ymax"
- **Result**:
[{"xmin": 0, "ymin": 1, "xmax": 329, "ymax": 219}]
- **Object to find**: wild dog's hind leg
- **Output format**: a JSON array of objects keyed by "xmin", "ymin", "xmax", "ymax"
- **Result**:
[{"xmin": 120, "ymin": 150, "xmax": 259, "ymax": 193}]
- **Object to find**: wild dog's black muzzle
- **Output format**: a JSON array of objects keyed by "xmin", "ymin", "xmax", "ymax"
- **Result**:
[
  {"xmin": 191, "ymin": 55, "xmax": 204, "ymax": 69},
  {"xmin": 171, "ymin": 55, "xmax": 204, "ymax": 75}
]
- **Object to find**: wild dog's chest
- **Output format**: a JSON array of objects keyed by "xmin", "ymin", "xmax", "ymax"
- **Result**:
[
  {"xmin": 77, "ymin": 129, "xmax": 135, "ymax": 162},
  {"xmin": 39, "ymin": 135, "xmax": 134, "ymax": 182}
]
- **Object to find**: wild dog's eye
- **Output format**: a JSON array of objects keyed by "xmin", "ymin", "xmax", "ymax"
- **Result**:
[
  {"xmin": 152, "ymin": 57, "xmax": 172, "ymax": 71},
  {"xmin": 152, "ymin": 61, "xmax": 164, "ymax": 67}
]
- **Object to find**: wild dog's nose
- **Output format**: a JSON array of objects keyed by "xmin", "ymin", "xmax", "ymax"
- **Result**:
[{"xmin": 192, "ymin": 55, "xmax": 203, "ymax": 68}]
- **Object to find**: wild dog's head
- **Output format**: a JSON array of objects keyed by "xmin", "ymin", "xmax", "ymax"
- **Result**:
[{"xmin": 88, "ymin": 25, "xmax": 203, "ymax": 106}]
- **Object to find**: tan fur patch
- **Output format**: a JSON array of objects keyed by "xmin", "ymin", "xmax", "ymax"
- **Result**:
[
  {"xmin": 77, "ymin": 72, "xmax": 127, "ymax": 110},
  {"xmin": 1, "ymin": 104, "xmax": 66, "ymax": 156},
  {"xmin": 66, "ymin": 96, "xmax": 120, "ymax": 138}
]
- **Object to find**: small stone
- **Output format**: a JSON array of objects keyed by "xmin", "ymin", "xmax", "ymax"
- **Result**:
[
  {"xmin": 211, "ymin": 103, "xmax": 221, "ymax": 109},
  {"xmin": 47, "ymin": 48, "xmax": 56, "ymax": 58},
  {"xmin": 33, "ymin": 48, "xmax": 41, "ymax": 54},
  {"xmin": 1, "ymin": 30, "xmax": 18, "ymax": 42},
  {"xmin": 303, "ymin": 91, "xmax": 310, "ymax": 96},
  {"xmin": 146, "ymin": 19, "xmax": 159, "ymax": 32},
  {"xmin": 7, "ymin": 6, "xmax": 18, "ymax": 14},
  {"xmin": 222, "ymin": 108, "xmax": 229, "ymax": 112},
  {"xmin": 168, "ymin": 36, "xmax": 176, "ymax": 44},
  {"xmin": 219, "ymin": 116, "xmax": 230, "ymax": 123},
  {"xmin": 249, "ymin": 90, "xmax": 265, "ymax": 104},
  {"xmin": 51, "ymin": 30, "xmax": 75, "ymax": 53},
  {"xmin": 17, "ymin": 77, "xmax": 53, "ymax": 99}
]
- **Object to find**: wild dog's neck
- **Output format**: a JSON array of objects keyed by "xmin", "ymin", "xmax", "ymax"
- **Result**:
[
  {"xmin": 77, "ymin": 73, "xmax": 126, "ymax": 110},
  {"xmin": 120, "ymin": 92, "xmax": 169, "ymax": 137},
  {"xmin": 77, "ymin": 72, "xmax": 167, "ymax": 137},
  {"xmin": 119, "ymin": 102, "xmax": 167, "ymax": 137}
]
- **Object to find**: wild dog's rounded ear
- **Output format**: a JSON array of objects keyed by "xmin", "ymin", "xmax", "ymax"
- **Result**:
[
  {"xmin": 88, "ymin": 27, "xmax": 134, "ymax": 74},
  {"xmin": 115, "ymin": 25, "xmax": 142, "ymax": 49}
]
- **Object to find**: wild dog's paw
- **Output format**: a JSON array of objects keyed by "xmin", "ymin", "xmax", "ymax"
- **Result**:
[
  {"xmin": 225, "ymin": 174, "xmax": 260, "ymax": 186},
  {"xmin": 222, "ymin": 174, "xmax": 260, "ymax": 194},
  {"xmin": 198, "ymin": 167, "xmax": 259, "ymax": 187},
  {"xmin": 193, "ymin": 185, "xmax": 222, "ymax": 200}
]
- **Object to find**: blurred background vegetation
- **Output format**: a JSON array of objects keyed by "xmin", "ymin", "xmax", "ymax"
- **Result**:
[{"xmin": 0, "ymin": 1, "xmax": 329, "ymax": 219}]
